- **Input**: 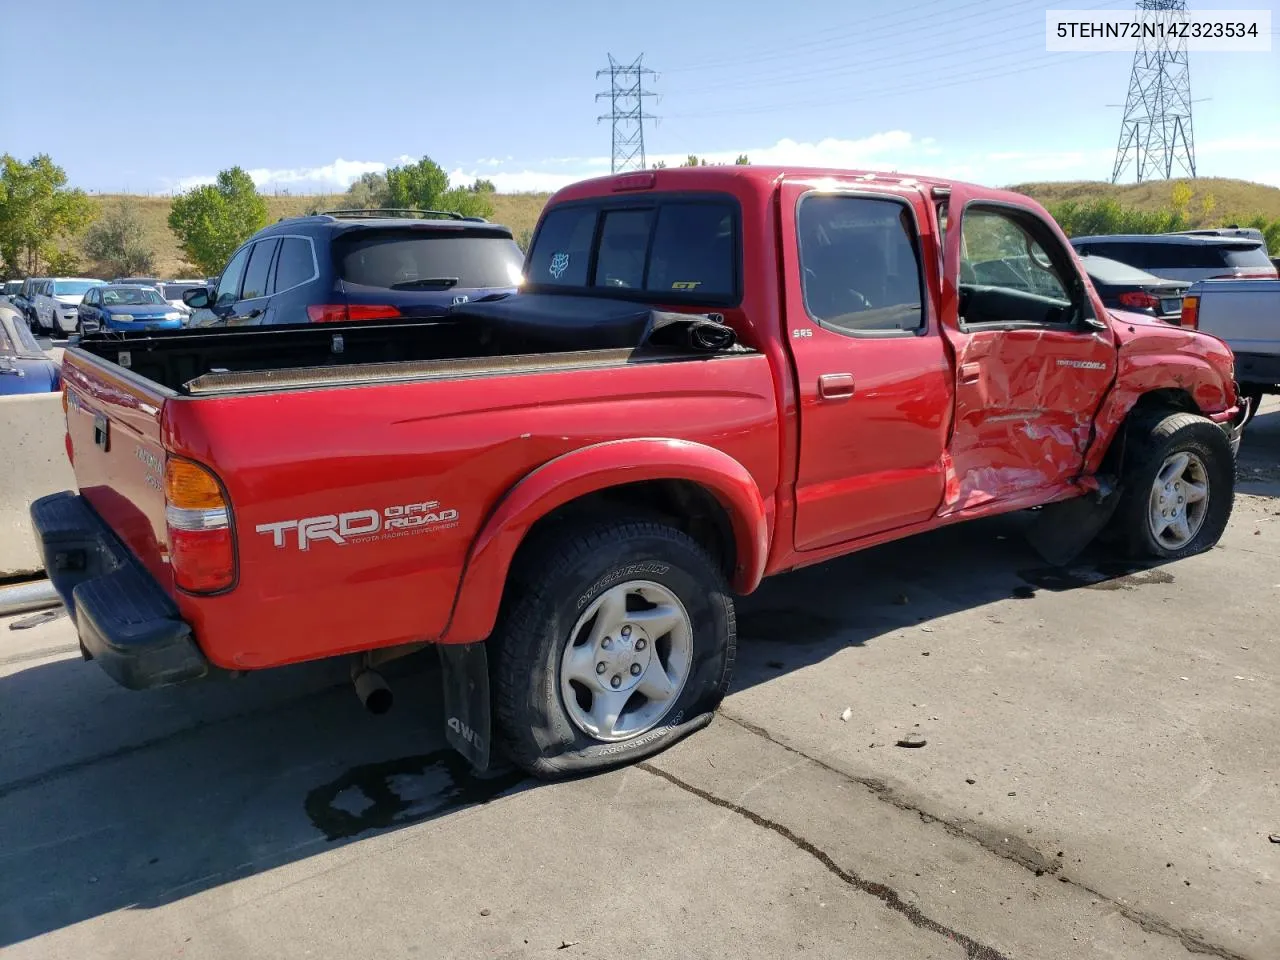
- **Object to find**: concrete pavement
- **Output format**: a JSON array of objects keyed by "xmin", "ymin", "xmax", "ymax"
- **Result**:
[{"xmin": 2, "ymin": 403, "xmax": 1278, "ymax": 959}]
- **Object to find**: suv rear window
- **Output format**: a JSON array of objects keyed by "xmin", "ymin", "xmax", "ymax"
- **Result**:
[
  {"xmin": 334, "ymin": 230, "xmax": 524, "ymax": 290},
  {"xmin": 1077, "ymin": 239, "xmax": 1270, "ymax": 270},
  {"xmin": 528, "ymin": 198, "xmax": 740, "ymax": 302}
]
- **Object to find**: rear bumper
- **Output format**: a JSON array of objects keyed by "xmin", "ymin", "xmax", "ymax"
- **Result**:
[
  {"xmin": 1233, "ymin": 352, "xmax": 1280, "ymax": 387},
  {"xmin": 29, "ymin": 491, "xmax": 207, "ymax": 690}
]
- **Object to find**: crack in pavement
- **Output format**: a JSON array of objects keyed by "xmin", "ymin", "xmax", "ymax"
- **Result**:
[
  {"xmin": 720, "ymin": 711, "xmax": 1254, "ymax": 960},
  {"xmin": 638, "ymin": 760, "xmax": 1011, "ymax": 960}
]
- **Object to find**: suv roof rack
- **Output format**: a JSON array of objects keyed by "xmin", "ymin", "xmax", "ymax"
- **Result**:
[{"xmin": 317, "ymin": 208, "xmax": 487, "ymax": 223}]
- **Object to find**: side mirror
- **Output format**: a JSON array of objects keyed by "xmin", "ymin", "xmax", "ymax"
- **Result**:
[{"xmin": 183, "ymin": 287, "xmax": 211, "ymax": 309}]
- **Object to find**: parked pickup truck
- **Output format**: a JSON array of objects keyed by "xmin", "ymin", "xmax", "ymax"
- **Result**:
[
  {"xmin": 31, "ymin": 166, "xmax": 1248, "ymax": 779},
  {"xmin": 1182, "ymin": 279, "xmax": 1279, "ymax": 423}
]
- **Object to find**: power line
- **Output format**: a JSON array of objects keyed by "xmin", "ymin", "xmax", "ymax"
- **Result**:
[
  {"xmin": 671, "ymin": 3, "xmax": 1121, "ymax": 98},
  {"xmin": 596, "ymin": 55, "xmax": 660, "ymax": 174},
  {"xmin": 665, "ymin": 50, "xmax": 1106, "ymax": 121},
  {"xmin": 1111, "ymin": 0, "xmax": 1196, "ymax": 182}
]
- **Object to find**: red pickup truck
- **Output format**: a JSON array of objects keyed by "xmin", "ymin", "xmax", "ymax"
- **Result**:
[{"xmin": 32, "ymin": 166, "xmax": 1247, "ymax": 779}]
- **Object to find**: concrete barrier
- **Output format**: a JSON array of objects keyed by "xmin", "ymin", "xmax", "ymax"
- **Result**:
[{"xmin": 1, "ymin": 393, "xmax": 75, "ymax": 578}]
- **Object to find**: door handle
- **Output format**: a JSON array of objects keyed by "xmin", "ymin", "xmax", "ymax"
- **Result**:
[
  {"xmin": 818, "ymin": 373, "xmax": 855, "ymax": 399},
  {"xmin": 243, "ymin": 308, "xmax": 264, "ymax": 320},
  {"xmin": 960, "ymin": 362, "xmax": 982, "ymax": 384}
]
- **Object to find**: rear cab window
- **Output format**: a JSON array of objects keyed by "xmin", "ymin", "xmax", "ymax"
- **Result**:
[
  {"xmin": 334, "ymin": 228, "xmax": 525, "ymax": 291},
  {"xmin": 526, "ymin": 196, "xmax": 741, "ymax": 304}
]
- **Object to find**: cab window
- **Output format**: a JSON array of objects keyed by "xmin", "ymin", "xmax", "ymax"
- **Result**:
[{"xmin": 527, "ymin": 196, "xmax": 740, "ymax": 304}]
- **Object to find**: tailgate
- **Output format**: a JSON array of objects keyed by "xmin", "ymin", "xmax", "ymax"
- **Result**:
[{"xmin": 61, "ymin": 349, "xmax": 174, "ymax": 594}]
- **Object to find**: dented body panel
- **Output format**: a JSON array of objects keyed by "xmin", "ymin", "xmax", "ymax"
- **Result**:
[{"xmin": 46, "ymin": 165, "xmax": 1239, "ymax": 683}]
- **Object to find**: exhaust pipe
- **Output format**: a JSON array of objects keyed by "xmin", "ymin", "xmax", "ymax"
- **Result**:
[
  {"xmin": 0, "ymin": 578, "xmax": 62, "ymax": 616},
  {"xmin": 352, "ymin": 666, "xmax": 393, "ymax": 715}
]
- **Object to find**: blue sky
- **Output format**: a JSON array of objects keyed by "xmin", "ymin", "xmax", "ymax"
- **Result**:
[{"xmin": 2, "ymin": 0, "xmax": 1276, "ymax": 194}]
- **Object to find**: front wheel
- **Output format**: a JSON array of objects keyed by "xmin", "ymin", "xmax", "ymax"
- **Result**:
[
  {"xmin": 1112, "ymin": 412, "xmax": 1235, "ymax": 560},
  {"xmin": 492, "ymin": 519, "xmax": 736, "ymax": 779}
]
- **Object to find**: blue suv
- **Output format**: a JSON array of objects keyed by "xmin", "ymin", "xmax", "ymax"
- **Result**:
[{"xmin": 184, "ymin": 209, "xmax": 525, "ymax": 326}]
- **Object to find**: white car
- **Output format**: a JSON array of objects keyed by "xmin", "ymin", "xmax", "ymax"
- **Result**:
[
  {"xmin": 159, "ymin": 280, "xmax": 206, "ymax": 316},
  {"xmin": 33, "ymin": 277, "xmax": 107, "ymax": 334}
]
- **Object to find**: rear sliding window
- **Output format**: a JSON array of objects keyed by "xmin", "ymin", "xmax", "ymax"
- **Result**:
[
  {"xmin": 528, "ymin": 199, "xmax": 739, "ymax": 302},
  {"xmin": 335, "ymin": 230, "xmax": 525, "ymax": 290}
]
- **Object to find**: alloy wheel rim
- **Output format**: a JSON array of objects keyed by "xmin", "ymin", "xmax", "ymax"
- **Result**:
[
  {"xmin": 559, "ymin": 579, "xmax": 693, "ymax": 742},
  {"xmin": 1148, "ymin": 451, "xmax": 1210, "ymax": 549}
]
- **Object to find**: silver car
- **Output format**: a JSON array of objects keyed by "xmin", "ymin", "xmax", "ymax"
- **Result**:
[{"xmin": 1070, "ymin": 233, "xmax": 1277, "ymax": 284}]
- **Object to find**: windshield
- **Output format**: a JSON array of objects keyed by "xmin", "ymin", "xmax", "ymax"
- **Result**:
[
  {"xmin": 54, "ymin": 280, "xmax": 102, "ymax": 296},
  {"xmin": 103, "ymin": 287, "xmax": 166, "ymax": 305},
  {"xmin": 334, "ymin": 232, "xmax": 525, "ymax": 290},
  {"xmin": 1, "ymin": 315, "xmax": 44, "ymax": 356},
  {"xmin": 4, "ymin": 282, "xmax": 21, "ymax": 295}
]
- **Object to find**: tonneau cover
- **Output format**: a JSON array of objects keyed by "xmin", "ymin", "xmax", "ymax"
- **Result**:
[{"xmin": 448, "ymin": 294, "xmax": 738, "ymax": 353}]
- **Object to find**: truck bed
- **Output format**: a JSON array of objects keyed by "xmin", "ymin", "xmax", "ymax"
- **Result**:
[
  {"xmin": 75, "ymin": 295, "xmax": 744, "ymax": 395},
  {"xmin": 59, "ymin": 296, "xmax": 773, "ymax": 672}
]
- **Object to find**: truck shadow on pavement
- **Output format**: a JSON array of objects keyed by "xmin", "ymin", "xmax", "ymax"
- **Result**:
[{"xmin": 4, "ymin": 412, "xmax": 1278, "ymax": 946}]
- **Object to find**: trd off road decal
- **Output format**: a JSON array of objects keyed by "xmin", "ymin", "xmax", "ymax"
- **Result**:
[
  {"xmin": 549, "ymin": 252, "xmax": 570, "ymax": 279},
  {"xmin": 256, "ymin": 501, "xmax": 460, "ymax": 551}
]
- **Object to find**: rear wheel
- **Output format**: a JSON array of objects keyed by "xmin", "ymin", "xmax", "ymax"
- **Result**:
[
  {"xmin": 492, "ymin": 519, "xmax": 735, "ymax": 779},
  {"xmin": 1112, "ymin": 412, "xmax": 1235, "ymax": 560}
]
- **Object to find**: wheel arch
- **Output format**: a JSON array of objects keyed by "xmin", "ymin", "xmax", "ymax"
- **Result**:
[
  {"xmin": 440, "ymin": 438, "xmax": 771, "ymax": 645},
  {"xmin": 1087, "ymin": 385, "xmax": 1205, "ymax": 477}
]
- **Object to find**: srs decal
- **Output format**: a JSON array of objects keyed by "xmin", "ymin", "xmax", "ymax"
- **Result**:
[{"xmin": 257, "ymin": 501, "xmax": 460, "ymax": 551}]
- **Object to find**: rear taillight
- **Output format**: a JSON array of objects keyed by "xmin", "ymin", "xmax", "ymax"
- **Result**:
[
  {"xmin": 164, "ymin": 458, "xmax": 235, "ymax": 593},
  {"xmin": 306, "ymin": 303, "xmax": 402, "ymax": 323},
  {"xmin": 1180, "ymin": 295, "xmax": 1199, "ymax": 330},
  {"xmin": 1118, "ymin": 291, "xmax": 1160, "ymax": 311}
]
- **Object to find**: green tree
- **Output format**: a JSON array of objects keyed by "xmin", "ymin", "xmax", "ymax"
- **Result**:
[
  {"xmin": 345, "ymin": 171, "xmax": 389, "ymax": 209},
  {"xmin": 84, "ymin": 197, "xmax": 155, "ymax": 275},
  {"xmin": 0, "ymin": 154, "xmax": 95, "ymax": 275},
  {"xmin": 167, "ymin": 167, "xmax": 269, "ymax": 274},
  {"xmin": 384, "ymin": 155, "xmax": 493, "ymax": 218},
  {"xmin": 735, "ymin": 154, "xmax": 750, "ymax": 165},
  {"xmin": 651, "ymin": 160, "xmax": 668, "ymax": 169},
  {"xmin": 471, "ymin": 178, "xmax": 496, "ymax": 193},
  {"xmin": 682, "ymin": 154, "xmax": 707, "ymax": 167}
]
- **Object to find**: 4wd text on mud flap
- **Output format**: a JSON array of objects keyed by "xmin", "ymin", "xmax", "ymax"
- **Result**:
[
  {"xmin": 448, "ymin": 716, "xmax": 483, "ymax": 750},
  {"xmin": 256, "ymin": 501, "xmax": 460, "ymax": 551}
]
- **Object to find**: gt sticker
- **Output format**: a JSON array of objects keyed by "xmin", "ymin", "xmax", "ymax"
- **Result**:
[
  {"xmin": 257, "ymin": 500, "xmax": 460, "ymax": 551},
  {"xmin": 671, "ymin": 280, "xmax": 702, "ymax": 290},
  {"xmin": 549, "ymin": 252, "xmax": 570, "ymax": 279}
]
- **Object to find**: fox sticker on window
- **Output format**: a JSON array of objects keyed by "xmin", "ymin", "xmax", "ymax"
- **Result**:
[
  {"xmin": 549, "ymin": 252, "xmax": 570, "ymax": 279},
  {"xmin": 672, "ymin": 281, "xmax": 702, "ymax": 290}
]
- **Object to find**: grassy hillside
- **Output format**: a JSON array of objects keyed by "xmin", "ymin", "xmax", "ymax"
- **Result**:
[
  {"xmin": 85, "ymin": 177, "xmax": 1276, "ymax": 277},
  {"xmin": 1011, "ymin": 177, "xmax": 1280, "ymax": 223},
  {"xmin": 89, "ymin": 192, "xmax": 552, "ymax": 277}
]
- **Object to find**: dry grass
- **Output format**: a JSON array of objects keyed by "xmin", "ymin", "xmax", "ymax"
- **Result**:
[
  {"xmin": 1010, "ymin": 177, "xmax": 1280, "ymax": 222},
  {"xmin": 83, "ymin": 178, "xmax": 1277, "ymax": 278},
  {"xmin": 88, "ymin": 192, "xmax": 551, "ymax": 277}
]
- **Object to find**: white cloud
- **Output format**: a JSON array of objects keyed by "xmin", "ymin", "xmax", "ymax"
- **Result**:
[
  {"xmin": 168, "ymin": 133, "xmax": 1280, "ymax": 200},
  {"xmin": 169, "ymin": 157, "xmax": 404, "ymax": 195}
]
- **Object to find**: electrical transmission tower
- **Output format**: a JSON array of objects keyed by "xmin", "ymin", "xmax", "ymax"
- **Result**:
[
  {"xmin": 596, "ymin": 55, "xmax": 659, "ymax": 173},
  {"xmin": 1110, "ymin": 0, "xmax": 1196, "ymax": 183}
]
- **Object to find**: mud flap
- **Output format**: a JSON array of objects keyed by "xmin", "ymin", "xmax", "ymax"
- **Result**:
[
  {"xmin": 437, "ymin": 642, "xmax": 491, "ymax": 772},
  {"xmin": 1026, "ymin": 481, "xmax": 1121, "ymax": 567}
]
